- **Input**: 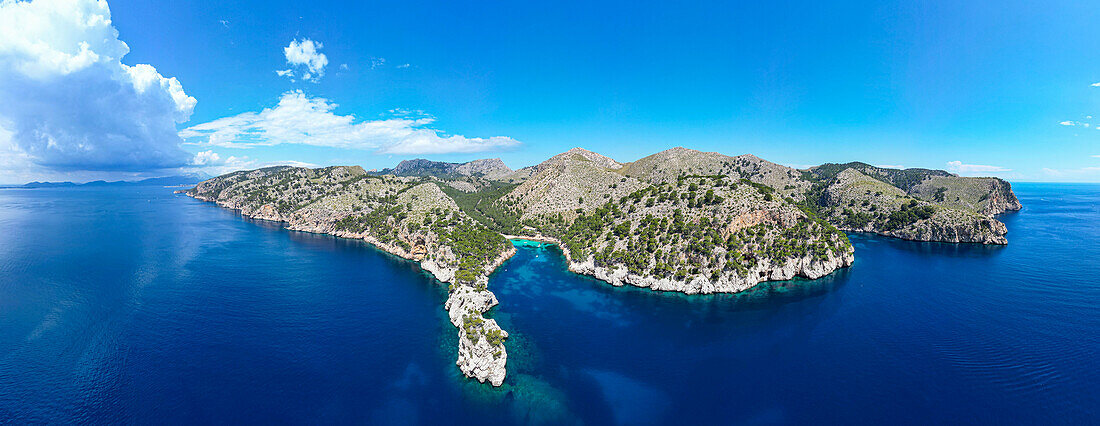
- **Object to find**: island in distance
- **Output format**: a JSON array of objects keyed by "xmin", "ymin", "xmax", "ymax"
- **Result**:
[{"xmin": 183, "ymin": 147, "xmax": 1021, "ymax": 387}]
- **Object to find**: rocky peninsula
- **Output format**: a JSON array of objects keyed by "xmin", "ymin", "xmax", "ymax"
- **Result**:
[{"xmin": 183, "ymin": 146, "xmax": 1020, "ymax": 386}]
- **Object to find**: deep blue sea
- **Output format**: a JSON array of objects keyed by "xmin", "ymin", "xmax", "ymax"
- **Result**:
[{"xmin": 0, "ymin": 183, "xmax": 1097, "ymax": 424}]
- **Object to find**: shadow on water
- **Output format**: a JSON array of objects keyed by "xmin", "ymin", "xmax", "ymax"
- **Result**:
[{"xmin": 848, "ymin": 232, "xmax": 1008, "ymax": 259}]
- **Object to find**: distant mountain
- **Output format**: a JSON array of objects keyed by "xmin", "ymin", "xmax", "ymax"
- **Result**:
[
  {"xmin": 15, "ymin": 181, "xmax": 79, "ymax": 188},
  {"xmin": 4, "ymin": 173, "xmax": 210, "ymax": 189},
  {"xmin": 374, "ymin": 158, "xmax": 514, "ymax": 180},
  {"xmin": 807, "ymin": 162, "xmax": 953, "ymax": 191}
]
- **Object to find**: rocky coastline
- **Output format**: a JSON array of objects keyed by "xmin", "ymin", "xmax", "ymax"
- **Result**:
[
  {"xmin": 505, "ymin": 234, "xmax": 854, "ymax": 295},
  {"xmin": 184, "ymin": 191, "xmax": 514, "ymax": 387}
]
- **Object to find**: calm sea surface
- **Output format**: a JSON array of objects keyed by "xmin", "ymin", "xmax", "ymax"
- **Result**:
[{"xmin": 0, "ymin": 183, "xmax": 1097, "ymax": 424}]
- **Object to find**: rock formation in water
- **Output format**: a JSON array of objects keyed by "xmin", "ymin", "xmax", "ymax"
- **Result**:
[{"xmin": 183, "ymin": 146, "xmax": 1020, "ymax": 386}]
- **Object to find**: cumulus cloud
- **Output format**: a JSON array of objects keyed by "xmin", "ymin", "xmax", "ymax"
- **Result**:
[
  {"xmin": 946, "ymin": 161, "xmax": 1011, "ymax": 175},
  {"xmin": 0, "ymin": 0, "xmax": 195, "ymax": 172},
  {"xmin": 280, "ymin": 38, "xmax": 327, "ymax": 82},
  {"xmin": 180, "ymin": 91, "xmax": 520, "ymax": 154},
  {"xmin": 1092, "ymin": 82, "xmax": 1100, "ymax": 87},
  {"xmin": 190, "ymin": 150, "xmax": 225, "ymax": 166},
  {"xmin": 180, "ymin": 149, "xmax": 317, "ymax": 176}
]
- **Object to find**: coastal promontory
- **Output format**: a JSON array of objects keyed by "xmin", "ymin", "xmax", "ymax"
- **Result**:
[{"xmin": 183, "ymin": 146, "xmax": 1020, "ymax": 386}]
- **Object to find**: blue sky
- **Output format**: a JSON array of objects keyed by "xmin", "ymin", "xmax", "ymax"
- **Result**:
[{"xmin": 2, "ymin": 0, "xmax": 1100, "ymax": 183}]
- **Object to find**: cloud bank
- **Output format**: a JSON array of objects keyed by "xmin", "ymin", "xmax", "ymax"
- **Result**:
[
  {"xmin": 180, "ymin": 91, "xmax": 520, "ymax": 154},
  {"xmin": 0, "ymin": 0, "xmax": 196, "ymax": 172}
]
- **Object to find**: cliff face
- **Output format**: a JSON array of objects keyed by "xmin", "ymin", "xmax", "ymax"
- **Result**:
[
  {"xmin": 182, "ymin": 146, "xmax": 1021, "ymax": 387},
  {"xmin": 983, "ymin": 179, "xmax": 1023, "ymax": 215}
]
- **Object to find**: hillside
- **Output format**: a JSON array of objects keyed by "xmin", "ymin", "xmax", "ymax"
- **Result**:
[
  {"xmin": 810, "ymin": 169, "xmax": 1008, "ymax": 244},
  {"xmin": 621, "ymin": 147, "xmax": 811, "ymax": 198},
  {"xmin": 501, "ymin": 147, "xmax": 853, "ymax": 293},
  {"xmin": 182, "ymin": 145, "xmax": 1021, "ymax": 387},
  {"xmin": 802, "ymin": 163, "xmax": 1020, "ymax": 243}
]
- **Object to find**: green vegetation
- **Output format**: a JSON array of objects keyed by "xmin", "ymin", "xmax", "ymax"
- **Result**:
[
  {"xmin": 437, "ymin": 182, "xmax": 524, "ymax": 234},
  {"xmin": 334, "ymin": 203, "xmax": 409, "ymax": 244},
  {"xmin": 933, "ymin": 187, "xmax": 948, "ymax": 202},
  {"xmin": 462, "ymin": 313, "xmax": 504, "ymax": 348},
  {"xmin": 428, "ymin": 211, "xmax": 509, "ymax": 284},
  {"xmin": 807, "ymin": 162, "xmax": 950, "ymax": 191},
  {"xmin": 884, "ymin": 200, "xmax": 936, "ymax": 230},
  {"xmin": 546, "ymin": 173, "xmax": 851, "ymax": 283},
  {"xmin": 841, "ymin": 208, "xmax": 873, "ymax": 228}
]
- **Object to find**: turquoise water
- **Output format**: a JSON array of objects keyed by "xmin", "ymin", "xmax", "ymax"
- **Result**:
[{"xmin": 0, "ymin": 183, "xmax": 1097, "ymax": 423}]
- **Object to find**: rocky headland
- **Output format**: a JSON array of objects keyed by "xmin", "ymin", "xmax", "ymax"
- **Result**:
[{"xmin": 182, "ymin": 146, "xmax": 1020, "ymax": 386}]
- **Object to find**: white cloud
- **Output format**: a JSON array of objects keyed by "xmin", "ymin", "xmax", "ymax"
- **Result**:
[
  {"xmin": 946, "ymin": 161, "xmax": 1011, "ymax": 175},
  {"xmin": 180, "ymin": 91, "xmax": 520, "ymax": 154},
  {"xmin": 0, "ymin": 0, "xmax": 195, "ymax": 172},
  {"xmin": 396, "ymin": 63, "xmax": 411, "ymax": 69},
  {"xmin": 183, "ymin": 149, "xmax": 317, "ymax": 176},
  {"xmin": 183, "ymin": 151, "xmax": 249, "ymax": 176},
  {"xmin": 281, "ymin": 38, "xmax": 327, "ymax": 82},
  {"xmin": 190, "ymin": 150, "xmax": 223, "ymax": 166},
  {"xmin": 1060, "ymin": 121, "xmax": 1077, "ymax": 126},
  {"xmin": 1092, "ymin": 82, "xmax": 1100, "ymax": 87},
  {"xmin": 270, "ymin": 160, "xmax": 319, "ymax": 168},
  {"xmin": 370, "ymin": 57, "xmax": 386, "ymax": 69}
]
